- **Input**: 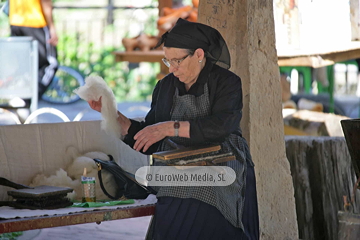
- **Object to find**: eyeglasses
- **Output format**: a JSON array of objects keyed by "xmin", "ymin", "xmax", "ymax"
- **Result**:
[{"xmin": 162, "ymin": 54, "xmax": 190, "ymax": 68}]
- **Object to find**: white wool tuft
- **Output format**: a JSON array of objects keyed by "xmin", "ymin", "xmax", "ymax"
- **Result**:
[
  {"xmin": 30, "ymin": 151, "xmax": 119, "ymax": 202},
  {"xmin": 69, "ymin": 152, "xmax": 118, "ymax": 201},
  {"xmin": 66, "ymin": 156, "xmax": 97, "ymax": 179},
  {"xmin": 30, "ymin": 168, "xmax": 80, "ymax": 201},
  {"xmin": 73, "ymin": 75, "xmax": 122, "ymax": 139}
]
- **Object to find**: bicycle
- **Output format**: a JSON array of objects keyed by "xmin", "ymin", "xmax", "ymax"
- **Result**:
[{"xmin": 41, "ymin": 65, "xmax": 85, "ymax": 104}]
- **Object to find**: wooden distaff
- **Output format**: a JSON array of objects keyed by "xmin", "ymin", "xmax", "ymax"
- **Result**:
[{"xmin": 152, "ymin": 145, "xmax": 235, "ymax": 166}]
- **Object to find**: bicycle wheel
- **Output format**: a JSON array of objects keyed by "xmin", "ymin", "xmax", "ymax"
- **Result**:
[{"xmin": 42, "ymin": 65, "xmax": 85, "ymax": 104}]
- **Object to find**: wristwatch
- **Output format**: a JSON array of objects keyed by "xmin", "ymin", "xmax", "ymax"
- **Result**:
[{"xmin": 174, "ymin": 120, "xmax": 180, "ymax": 137}]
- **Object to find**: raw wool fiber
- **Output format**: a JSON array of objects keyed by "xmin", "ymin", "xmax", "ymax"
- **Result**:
[
  {"xmin": 66, "ymin": 152, "xmax": 110, "ymax": 179},
  {"xmin": 73, "ymin": 75, "xmax": 122, "ymax": 139},
  {"xmin": 30, "ymin": 152, "xmax": 118, "ymax": 202},
  {"xmin": 66, "ymin": 151, "xmax": 118, "ymax": 201}
]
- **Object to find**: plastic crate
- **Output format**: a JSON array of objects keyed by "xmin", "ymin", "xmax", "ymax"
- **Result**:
[{"xmin": 0, "ymin": 37, "xmax": 38, "ymax": 113}]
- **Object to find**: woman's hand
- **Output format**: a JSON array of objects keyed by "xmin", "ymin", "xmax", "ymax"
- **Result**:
[
  {"xmin": 88, "ymin": 96, "xmax": 102, "ymax": 112},
  {"xmin": 133, "ymin": 122, "xmax": 172, "ymax": 152}
]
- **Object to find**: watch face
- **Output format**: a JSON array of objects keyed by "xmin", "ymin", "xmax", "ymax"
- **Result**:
[{"xmin": 174, "ymin": 121, "xmax": 180, "ymax": 129}]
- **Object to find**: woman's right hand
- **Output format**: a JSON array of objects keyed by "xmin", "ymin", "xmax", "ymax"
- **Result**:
[{"xmin": 88, "ymin": 96, "xmax": 102, "ymax": 112}]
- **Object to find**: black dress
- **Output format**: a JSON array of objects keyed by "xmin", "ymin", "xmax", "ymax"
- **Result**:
[{"xmin": 124, "ymin": 60, "xmax": 259, "ymax": 239}]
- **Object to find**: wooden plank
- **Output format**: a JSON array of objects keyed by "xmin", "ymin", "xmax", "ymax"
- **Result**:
[
  {"xmin": 211, "ymin": 155, "xmax": 236, "ymax": 164},
  {"xmin": 153, "ymin": 145, "xmax": 221, "ymax": 161},
  {"xmin": 338, "ymin": 211, "xmax": 360, "ymax": 240},
  {"xmin": 114, "ymin": 45, "xmax": 360, "ymax": 69},
  {"xmin": 278, "ymin": 48, "xmax": 360, "ymax": 67},
  {"xmin": 112, "ymin": 50, "xmax": 164, "ymax": 63},
  {"xmin": 166, "ymin": 155, "xmax": 236, "ymax": 166},
  {"xmin": 0, "ymin": 205, "xmax": 155, "ymax": 233},
  {"xmin": 112, "ymin": 50, "xmax": 169, "ymax": 79},
  {"xmin": 277, "ymin": 56, "xmax": 334, "ymax": 68},
  {"xmin": 277, "ymin": 42, "xmax": 360, "ymax": 67}
]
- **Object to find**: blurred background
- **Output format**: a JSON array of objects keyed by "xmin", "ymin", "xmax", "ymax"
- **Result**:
[
  {"xmin": 1, "ymin": 1, "xmax": 360, "ymax": 239},
  {"xmin": 0, "ymin": 0, "xmax": 360, "ymax": 120},
  {"xmin": 0, "ymin": 0, "xmax": 183, "ymax": 103}
]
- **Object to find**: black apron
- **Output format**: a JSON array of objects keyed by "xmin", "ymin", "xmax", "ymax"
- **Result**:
[{"xmin": 147, "ymin": 84, "xmax": 259, "ymax": 239}]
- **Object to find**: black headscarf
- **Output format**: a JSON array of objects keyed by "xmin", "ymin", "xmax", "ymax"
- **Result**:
[{"xmin": 155, "ymin": 18, "xmax": 231, "ymax": 69}]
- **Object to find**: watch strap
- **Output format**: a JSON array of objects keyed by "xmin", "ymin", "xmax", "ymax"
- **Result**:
[{"xmin": 174, "ymin": 120, "xmax": 180, "ymax": 137}]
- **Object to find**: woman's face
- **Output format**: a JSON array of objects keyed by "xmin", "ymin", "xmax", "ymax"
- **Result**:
[{"xmin": 163, "ymin": 47, "xmax": 204, "ymax": 89}]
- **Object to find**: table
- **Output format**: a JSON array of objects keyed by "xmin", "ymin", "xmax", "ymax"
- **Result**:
[
  {"xmin": 0, "ymin": 194, "xmax": 157, "ymax": 234},
  {"xmin": 0, "ymin": 204, "xmax": 155, "ymax": 234}
]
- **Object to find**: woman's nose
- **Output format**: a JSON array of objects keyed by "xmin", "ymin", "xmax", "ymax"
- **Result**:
[{"xmin": 169, "ymin": 65, "xmax": 177, "ymax": 73}]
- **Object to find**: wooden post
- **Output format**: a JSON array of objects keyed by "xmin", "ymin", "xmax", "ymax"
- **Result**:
[
  {"xmin": 350, "ymin": 0, "xmax": 360, "ymax": 41},
  {"xmin": 198, "ymin": 1, "xmax": 298, "ymax": 239},
  {"xmin": 285, "ymin": 136, "xmax": 360, "ymax": 240},
  {"xmin": 158, "ymin": 0, "xmax": 172, "ymax": 16},
  {"xmin": 107, "ymin": 0, "xmax": 114, "ymax": 25}
]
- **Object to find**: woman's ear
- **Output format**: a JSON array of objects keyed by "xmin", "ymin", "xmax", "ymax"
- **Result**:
[{"xmin": 195, "ymin": 48, "xmax": 205, "ymax": 61}]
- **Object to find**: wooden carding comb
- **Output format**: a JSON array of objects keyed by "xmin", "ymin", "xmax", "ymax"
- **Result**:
[{"xmin": 152, "ymin": 145, "xmax": 235, "ymax": 166}]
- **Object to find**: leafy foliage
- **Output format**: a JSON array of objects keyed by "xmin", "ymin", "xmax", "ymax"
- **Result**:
[
  {"xmin": 1, "ymin": 1, "xmax": 160, "ymax": 102},
  {"xmin": 57, "ymin": 32, "xmax": 158, "ymax": 102},
  {"xmin": 0, "ymin": 232, "xmax": 23, "ymax": 240}
]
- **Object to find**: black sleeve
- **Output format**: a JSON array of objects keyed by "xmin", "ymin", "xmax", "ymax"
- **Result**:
[
  {"xmin": 188, "ymin": 73, "xmax": 243, "ymax": 143},
  {"xmin": 122, "ymin": 80, "xmax": 163, "ymax": 155}
]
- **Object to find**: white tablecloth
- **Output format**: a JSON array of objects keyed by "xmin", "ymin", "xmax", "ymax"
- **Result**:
[{"xmin": 0, "ymin": 194, "xmax": 157, "ymax": 219}]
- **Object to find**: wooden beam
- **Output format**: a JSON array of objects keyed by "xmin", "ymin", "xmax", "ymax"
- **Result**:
[
  {"xmin": 113, "ymin": 42, "xmax": 360, "ymax": 74},
  {"xmin": 112, "ymin": 50, "xmax": 169, "ymax": 78},
  {"xmin": 113, "ymin": 50, "xmax": 164, "ymax": 63},
  {"xmin": 0, "ymin": 205, "xmax": 155, "ymax": 233},
  {"xmin": 277, "ymin": 42, "xmax": 360, "ymax": 67}
]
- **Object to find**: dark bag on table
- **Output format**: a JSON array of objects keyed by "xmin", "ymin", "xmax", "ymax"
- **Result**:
[{"xmin": 93, "ymin": 155, "xmax": 156, "ymax": 200}]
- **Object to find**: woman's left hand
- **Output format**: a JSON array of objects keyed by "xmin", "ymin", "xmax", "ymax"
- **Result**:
[{"xmin": 133, "ymin": 122, "xmax": 172, "ymax": 152}]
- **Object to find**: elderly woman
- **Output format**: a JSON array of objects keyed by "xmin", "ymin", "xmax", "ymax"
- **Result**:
[{"xmin": 88, "ymin": 19, "xmax": 259, "ymax": 240}]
